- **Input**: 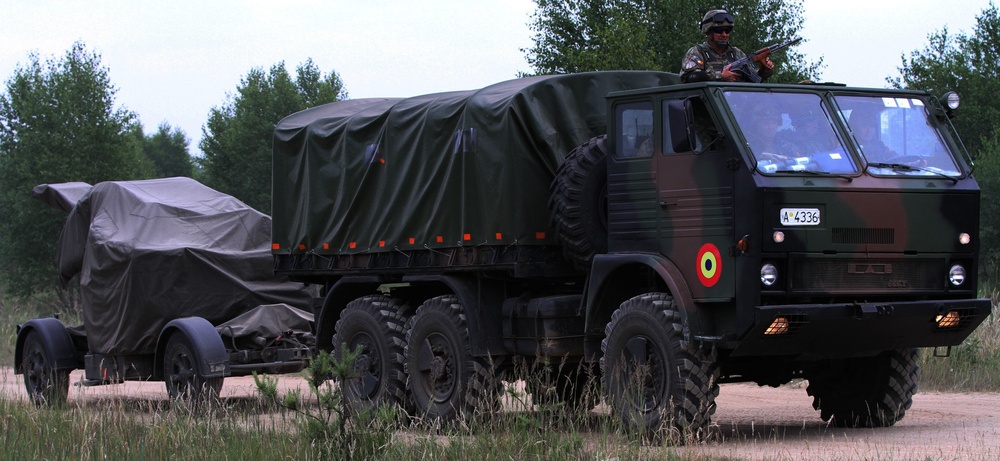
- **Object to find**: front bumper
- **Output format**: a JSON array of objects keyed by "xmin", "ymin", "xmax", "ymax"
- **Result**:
[{"xmin": 729, "ymin": 298, "xmax": 992, "ymax": 360}]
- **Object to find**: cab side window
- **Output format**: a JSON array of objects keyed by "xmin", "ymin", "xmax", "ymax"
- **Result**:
[{"xmin": 615, "ymin": 101, "xmax": 654, "ymax": 158}]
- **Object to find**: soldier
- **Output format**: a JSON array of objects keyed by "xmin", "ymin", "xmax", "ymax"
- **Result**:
[
  {"xmin": 848, "ymin": 109, "xmax": 897, "ymax": 163},
  {"xmin": 680, "ymin": 9, "xmax": 775, "ymax": 83}
]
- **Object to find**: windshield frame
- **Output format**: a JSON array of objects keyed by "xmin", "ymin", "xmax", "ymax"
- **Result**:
[{"xmin": 720, "ymin": 87, "xmax": 967, "ymax": 180}]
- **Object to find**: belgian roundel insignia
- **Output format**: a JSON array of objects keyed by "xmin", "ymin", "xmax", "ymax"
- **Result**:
[{"xmin": 697, "ymin": 243, "xmax": 722, "ymax": 287}]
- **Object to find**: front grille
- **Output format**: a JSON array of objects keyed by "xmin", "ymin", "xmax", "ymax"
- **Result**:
[
  {"xmin": 790, "ymin": 259, "xmax": 944, "ymax": 291},
  {"xmin": 832, "ymin": 227, "xmax": 895, "ymax": 244}
]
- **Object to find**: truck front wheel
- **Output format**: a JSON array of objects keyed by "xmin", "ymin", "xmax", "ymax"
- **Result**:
[
  {"xmin": 332, "ymin": 295, "xmax": 412, "ymax": 414},
  {"xmin": 404, "ymin": 295, "xmax": 496, "ymax": 422},
  {"xmin": 806, "ymin": 348, "xmax": 920, "ymax": 427},
  {"xmin": 21, "ymin": 331, "xmax": 70, "ymax": 406},
  {"xmin": 164, "ymin": 332, "xmax": 223, "ymax": 403},
  {"xmin": 601, "ymin": 293, "xmax": 718, "ymax": 442}
]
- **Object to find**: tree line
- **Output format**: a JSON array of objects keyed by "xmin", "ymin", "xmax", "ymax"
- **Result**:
[{"xmin": 2, "ymin": 0, "xmax": 999, "ymax": 305}]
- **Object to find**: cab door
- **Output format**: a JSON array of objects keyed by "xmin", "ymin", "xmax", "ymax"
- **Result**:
[{"xmin": 656, "ymin": 95, "xmax": 737, "ymax": 300}]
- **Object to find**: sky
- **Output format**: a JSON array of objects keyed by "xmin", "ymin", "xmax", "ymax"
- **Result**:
[{"xmin": 0, "ymin": 0, "xmax": 990, "ymax": 156}]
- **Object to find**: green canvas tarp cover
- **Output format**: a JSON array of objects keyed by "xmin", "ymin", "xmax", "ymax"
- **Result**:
[
  {"xmin": 272, "ymin": 71, "xmax": 679, "ymax": 256},
  {"xmin": 33, "ymin": 178, "xmax": 313, "ymax": 356}
]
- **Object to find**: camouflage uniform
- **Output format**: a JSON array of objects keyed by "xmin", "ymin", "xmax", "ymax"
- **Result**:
[{"xmin": 681, "ymin": 41, "xmax": 768, "ymax": 83}]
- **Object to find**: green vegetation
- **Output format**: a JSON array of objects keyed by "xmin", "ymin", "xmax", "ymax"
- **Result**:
[
  {"xmin": 524, "ymin": 0, "xmax": 822, "ymax": 82},
  {"xmin": 198, "ymin": 58, "xmax": 346, "ymax": 215}
]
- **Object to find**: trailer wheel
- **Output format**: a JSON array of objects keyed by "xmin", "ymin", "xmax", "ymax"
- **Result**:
[
  {"xmin": 806, "ymin": 348, "xmax": 920, "ymax": 427},
  {"xmin": 404, "ymin": 295, "xmax": 497, "ymax": 422},
  {"xmin": 332, "ymin": 295, "xmax": 412, "ymax": 413},
  {"xmin": 550, "ymin": 135, "xmax": 609, "ymax": 269},
  {"xmin": 164, "ymin": 332, "xmax": 223, "ymax": 403},
  {"xmin": 601, "ymin": 293, "xmax": 718, "ymax": 442},
  {"xmin": 21, "ymin": 331, "xmax": 70, "ymax": 406}
]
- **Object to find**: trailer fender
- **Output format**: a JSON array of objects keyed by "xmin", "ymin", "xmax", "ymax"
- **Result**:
[
  {"xmin": 153, "ymin": 317, "xmax": 229, "ymax": 380},
  {"xmin": 583, "ymin": 253, "xmax": 695, "ymax": 356},
  {"xmin": 14, "ymin": 318, "xmax": 79, "ymax": 373}
]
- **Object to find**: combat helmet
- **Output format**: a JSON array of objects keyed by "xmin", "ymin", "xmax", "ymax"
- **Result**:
[{"xmin": 701, "ymin": 9, "xmax": 735, "ymax": 34}]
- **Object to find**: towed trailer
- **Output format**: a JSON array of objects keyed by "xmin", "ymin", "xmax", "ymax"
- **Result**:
[{"xmin": 16, "ymin": 178, "xmax": 316, "ymax": 404}]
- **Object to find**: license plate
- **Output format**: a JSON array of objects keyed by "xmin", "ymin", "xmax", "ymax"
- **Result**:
[{"xmin": 780, "ymin": 208, "xmax": 820, "ymax": 226}]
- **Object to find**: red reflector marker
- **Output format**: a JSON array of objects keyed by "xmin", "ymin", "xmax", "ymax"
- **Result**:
[
  {"xmin": 298, "ymin": 244, "xmax": 306, "ymax": 251},
  {"xmin": 272, "ymin": 243, "xmax": 280, "ymax": 250},
  {"xmin": 536, "ymin": 232, "xmax": 546, "ymax": 239}
]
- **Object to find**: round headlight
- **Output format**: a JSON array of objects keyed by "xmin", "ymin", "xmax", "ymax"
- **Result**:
[
  {"xmin": 959, "ymin": 233, "xmax": 971, "ymax": 245},
  {"xmin": 943, "ymin": 91, "xmax": 960, "ymax": 110},
  {"xmin": 773, "ymin": 231, "xmax": 785, "ymax": 243},
  {"xmin": 761, "ymin": 263, "xmax": 778, "ymax": 286},
  {"xmin": 949, "ymin": 264, "xmax": 966, "ymax": 286}
]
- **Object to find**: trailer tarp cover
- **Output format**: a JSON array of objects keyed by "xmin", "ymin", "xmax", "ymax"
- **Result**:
[
  {"xmin": 46, "ymin": 177, "xmax": 312, "ymax": 355},
  {"xmin": 272, "ymin": 71, "xmax": 679, "ymax": 254}
]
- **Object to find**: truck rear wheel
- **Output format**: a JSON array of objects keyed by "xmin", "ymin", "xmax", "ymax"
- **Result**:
[
  {"xmin": 332, "ymin": 295, "xmax": 412, "ymax": 413},
  {"xmin": 601, "ymin": 293, "xmax": 718, "ymax": 442},
  {"xmin": 21, "ymin": 331, "xmax": 70, "ymax": 406},
  {"xmin": 164, "ymin": 332, "xmax": 223, "ymax": 403},
  {"xmin": 550, "ymin": 135, "xmax": 609, "ymax": 268},
  {"xmin": 806, "ymin": 348, "xmax": 920, "ymax": 427},
  {"xmin": 404, "ymin": 295, "xmax": 496, "ymax": 422}
]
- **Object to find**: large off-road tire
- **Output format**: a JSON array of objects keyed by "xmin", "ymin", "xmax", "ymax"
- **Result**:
[
  {"xmin": 550, "ymin": 135, "xmax": 609, "ymax": 269},
  {"xmin": 21, "ymin": 331, "xmax": 70, "ymax": 406},
  {"xmin": 164, "ymin": 332, "xmax": 223, "ymax": 403},
  {"xmin": 806, "ymin": 348, "xmax": 920, "ymax": 427},
  {"xmin": 332, "ymin": 295, "xmax": 412, "ymax": 414},
  {"xmin": 601, "ymin": 293, "xmax": 719, "ymax": 442},
  {"xmin": 404, "ymin": 295, "xmax": 497, "ymax": 422}
]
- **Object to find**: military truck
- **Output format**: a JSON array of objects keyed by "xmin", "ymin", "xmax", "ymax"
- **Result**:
[{"xmin": 271, "ymin": 71, "xmax": 991, "ymax": 436}]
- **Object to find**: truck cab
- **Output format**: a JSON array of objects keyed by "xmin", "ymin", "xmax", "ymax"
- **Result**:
[{"xmin": 593, "ymin": 82, "xmax": 989, "ymax": 411}]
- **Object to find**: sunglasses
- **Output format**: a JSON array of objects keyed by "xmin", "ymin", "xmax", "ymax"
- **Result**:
[{"xmin": 711, "ymin": 27, "xmax": 733, "ymax": 34}]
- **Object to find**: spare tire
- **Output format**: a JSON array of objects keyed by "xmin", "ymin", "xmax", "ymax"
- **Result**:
[{"xmin": 549, "ymin": 135, "xmax": 609, "ymax": 269}]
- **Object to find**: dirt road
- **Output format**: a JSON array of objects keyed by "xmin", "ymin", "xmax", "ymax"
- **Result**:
[{"xmin": 3, "ymin": 368, "xmax": 998, "ymax": 460}]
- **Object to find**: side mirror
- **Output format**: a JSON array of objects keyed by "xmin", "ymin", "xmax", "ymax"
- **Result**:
[{"xmin": 666, "ymin": 99, "xmax": 696, "ymax": 153}]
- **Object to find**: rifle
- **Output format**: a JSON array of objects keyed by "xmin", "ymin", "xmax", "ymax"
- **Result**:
[{"xmin": 729, "ymin": 37, "xmax": 802, "ymax": 83}]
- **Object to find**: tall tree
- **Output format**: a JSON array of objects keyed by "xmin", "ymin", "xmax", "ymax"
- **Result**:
[
  {"xmin": 0, "ymin": 41, "xmax": 149, "ymax": 299},
  {"xmin": 143, "ymin": 121, "xmax": 193, "ymax": 178},
  {"xmin": 891, "ymin": 3, "xmax": 1000, "ymax": 159},
  {"xmin": 892, "ymin": 3, "xmax": 1000, "ymax": 260},
  {"xmin": 199, "ymin": 59, "xmax": 347, "ymax": 214},
  {"xmin": 524, "ymin": 0, "xmax": 821, "ymax": 82}
]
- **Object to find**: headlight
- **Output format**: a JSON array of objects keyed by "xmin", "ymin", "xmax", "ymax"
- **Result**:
[
  {"xmin": 941, "ymin": 91, "xmax": 960, "ymax": 110},
  {"xmin": 761, "ymin": 263, "xmax": 778, "ymax": 286},
  {"xmin": 772, "ymin": 231, "xmax": 785, "ymax": 243},
  {"xmin": 949, "ymin": 264, "xmax": 966, "ymax": 286},
  {"xmin": 959, "ymin": 233, "xmax": 971, "ymax": 245}
]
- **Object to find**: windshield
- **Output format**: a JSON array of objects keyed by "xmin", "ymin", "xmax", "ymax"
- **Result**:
[
  {"xmin": 724, "ymin": 91, "xmax": 858, "ymax": 175},
  {"xmin": 836, "ymin": 95, "xmax": 961, "ymax": 177}
]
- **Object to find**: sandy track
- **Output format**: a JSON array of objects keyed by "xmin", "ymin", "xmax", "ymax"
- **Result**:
[{"xmin": 3, "ymin": 368, "xmax": 998, "ymax": 460}]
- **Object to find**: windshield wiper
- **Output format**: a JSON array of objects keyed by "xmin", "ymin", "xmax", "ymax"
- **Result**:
[
  {"xmin": 866, "ymin": 162, "xmax": 959, "ymax": 184},
  {"xmin": 774, "ymin": 169, "xmax": 853, "ymax": 182}
]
